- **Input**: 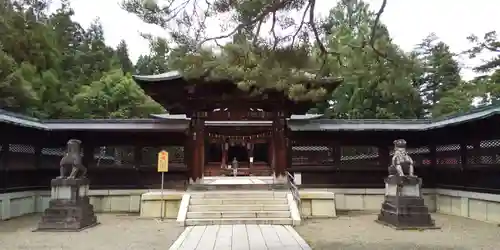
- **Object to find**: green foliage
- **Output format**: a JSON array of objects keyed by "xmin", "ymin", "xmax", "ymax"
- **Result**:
[
  {"xmin": 312, "ymin": 1, "xmax": 422, "ymax": 119},
  {"xmin": 430, "ymin": 83, "xmax": 476, "ymax": 117},
  {"xmin": 134, "ymin": 36, "xmax": 171, "ymax": 74},
  {"xmin": 465, "ymin": 31, "xmax": 500, "ymax": 105},
  {"xmin": 73, "ymin": 70, "xmax": 164, "ymax": 118},
  {"xmin": 121, "ymin": 0, "xmax": 393, "ymax": 102},
  {"xmin": 115, "ymin": 40, "xmax": 134, "ymax": 73},
  {"xmin": 123, "ymin": 0, "xmax": 481, "ymax": 119},
  {"xmin": 0, "ymin": 0, "xmax": 163, "ymax": 118},
  {"xmin": 0, "ymin": 47, "xmax": 38, "ymax": 114},
  {"xmin": 1, "ymin": 0, "xmax": 496, "ymax": 121},
  {"xmin": 168, "ymin": 41, "xmax": 333, "ymax": 101},
  {"xmin": 414, "ymin": 33, "xmax": 469, "ymax": 117}
]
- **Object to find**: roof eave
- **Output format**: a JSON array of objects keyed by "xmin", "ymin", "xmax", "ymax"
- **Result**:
[
  {"xmin": 132, "ymin": 71, "xmax": 183, "ymax": 83},
  {"xmin": 0, "ymin": 113, "xmax": 48, "ymax": 130}
]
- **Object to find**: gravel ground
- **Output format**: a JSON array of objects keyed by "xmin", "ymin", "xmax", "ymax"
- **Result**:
[
  {"xmin": 0, "ymin": 214, "xmax": 185, "ymax": 250},
  {"xmin": 2, "ymin": 213, "xmax": 500, "ymax": 250},
  {"xmin": 296, "ymin": 212, "xmax": 500, "ymax": 250}
]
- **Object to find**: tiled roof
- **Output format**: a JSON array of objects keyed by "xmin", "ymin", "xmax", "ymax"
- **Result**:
[
  {"xmin": 133, "ymin": 71, "xmax": 183, "ymax": 82},
  {"xmin": 0, "ymin": 109, "xmax": 47, "ymax": 129},
  {"xmin": 0, "ymin": 109, "xmax": 188, "ymax": 131},
  {"xmin": 289, "ymin": 104, "xmax": 500, "ymax": 131},
  {"xmin": 149, "ymin": 113, "xmax": 324, "ymax": 120},
  {"xmin": 1, "ymin": 104, "xmax": 499, "ymax": 132},
  {"xmin": 133, "ymin": 71, "xmax": 343, "ymax": 85}
]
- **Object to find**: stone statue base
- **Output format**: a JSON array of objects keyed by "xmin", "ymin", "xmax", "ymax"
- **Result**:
[
  {"xmin": 36, "ymin": 178, "xmax": 99, "ymax": 232},
  {"xmin": 376, "ymin": 175, "xmax": 438, "ymax": 230}
]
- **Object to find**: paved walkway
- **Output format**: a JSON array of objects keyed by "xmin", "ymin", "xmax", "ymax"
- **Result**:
[{"xmin": 169, "ymin": 225, "xmax": 312, "ymax": 250}]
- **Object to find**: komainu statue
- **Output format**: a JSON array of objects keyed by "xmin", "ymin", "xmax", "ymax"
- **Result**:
[
  {"xmin": 388, "ymin": 139, "xmax": 414, "ymax": 176},
  {"xmin": 58, "ymin": 139, "xmax": 87, "ymax": 179},
  {"xmin": 377, "ymin": 138, "xmax": 437, "ymax": 229},
  {"xmin": 37, "ymin": 139, "xmax": 97, "ymax": 232}
]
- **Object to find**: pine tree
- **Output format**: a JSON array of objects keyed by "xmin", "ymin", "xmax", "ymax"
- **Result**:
[
  {"xmin": 116, "ymin": 40, "xmax": 134, "ymax": 73},
  {"xmin": 466, "ymin": 31, "xmax": 500, "ymax": 105},
  {"xmin": 415, "ymin": 34, "xmax": 468, "ymax": 117},
  {"xmin": 122, "ymin": 0, "xmax": 393, "ymax": 102},
  {"xmin": 312, "ymin": 0, "xmax": 422, "ymax": 119}
]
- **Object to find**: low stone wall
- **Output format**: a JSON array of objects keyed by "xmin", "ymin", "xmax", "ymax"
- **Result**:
[
  {"xmin": 299, "ymin": 190, "xmax": 337, "ymax": 218},
  {"xmin": 0, "ymin": 189, "xmax": 170, "ymax": 220},
  {"xmin": 435, "ymin": 189, "xmax": 500, "ymax": 223},
  {"xmin": 139, "ymin": 191, "xmax": 184, "ymax": 219},
  {"xmin": 2, "ymin": 188, "xmax": 500, "ymax": 224},
  {"xmin": 0, "ymin": 191, "xmax": 38, "ymax": 220},
  {"xmin": 300, "ymin": 188, "xmax": 437, "ymax": 212}
]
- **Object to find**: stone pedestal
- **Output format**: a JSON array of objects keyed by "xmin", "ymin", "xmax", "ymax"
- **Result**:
[
  {"xmin": 36, "ymin": 178, "xmax": 98, "ymax": 232},
  {"xmin": 376, "ymin": 175, "xmax": 438, "ymax": 230}
]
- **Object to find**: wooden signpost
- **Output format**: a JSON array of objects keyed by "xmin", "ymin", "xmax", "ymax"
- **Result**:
[{"xmin": 157, "ymin": 150, "xmax": 168, "ymax": 221}]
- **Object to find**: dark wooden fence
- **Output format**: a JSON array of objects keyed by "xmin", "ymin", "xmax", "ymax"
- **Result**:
[
  {"xmin": 1, "ymin": 116, "xmax": 500, "ymax": 194},
  {"xmin": 289, "ymin": 131, "xmax": 500, "ymax": 193},
  {"xmin": 0, "ymin": 137, "xmax": 188, "ymax": 192}
]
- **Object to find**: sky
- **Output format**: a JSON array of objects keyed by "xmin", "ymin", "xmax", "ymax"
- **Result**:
[{"xmin": 63, "ymin": 0, "xmax": 500, "ymax": 80}]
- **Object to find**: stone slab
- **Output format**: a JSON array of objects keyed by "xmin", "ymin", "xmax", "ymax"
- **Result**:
[
  {"xmin": 51, "ymin": 178, "xmax": 90, "ymax": 187},
  {"xmin": 169, "ymin": 225, "xmax": 310, "ymax": 250},
  {"xmin": 299, "ymin": 191, "xmax": 335, "ymax": 200},
  {"xmin": 141, "ymin": 191, "xmax": 184, "ymax": 201},
  {"xmin": 377, "ymin": 196, "xmax": 437, "ymax": 230}
]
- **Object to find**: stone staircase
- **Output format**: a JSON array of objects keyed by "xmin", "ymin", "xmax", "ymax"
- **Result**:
[{"xmin": 184, "ymin": 190, "xmax": 297, "ymax": 226}]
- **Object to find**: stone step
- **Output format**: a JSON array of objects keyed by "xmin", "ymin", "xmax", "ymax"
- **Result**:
[
  {"xmin": 189, "ymin": 198, "xmax": 287, "ymax": 205},
  {"xmin": 186, "ymin": 211, "xmax": 291, "ymax": 219},
  {"xmin": 188, "ymin": 204, "xmax": 290, "ymax": 212},
  {"xmin": 185, "ymin": 218, "xmax": 293, "ymax": 226},
  {"xmin": 188, "ymin": 183, "xmax": 288, "ymax": 191},
  {"xmin": 190, "ymin": 191, "xmax": 287, "ymax": 199},
  {"xmin": 40, "ymin": 215, "xmax": 97, "ymax": 223}
]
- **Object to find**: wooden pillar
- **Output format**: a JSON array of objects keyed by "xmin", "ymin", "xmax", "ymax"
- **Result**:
[
  {"xmin": 187, "ymin": 122, "xmax": 195, "ymax": 182},
  {"xmin": 134, "ymin": 145, "xmax": 143, "ymax": 168},
  {"xmin": 460, "ymin": 142, "xmax": 468, "ymax": 187},
  {"xmin": 268, "ymin": 138, "xmax": 274, "ymax": 167},
  {"xmin": 82, "ymin": 143, "xmax": 94, "ymax": 168},
  {"xmin": 460, "ymin": 143, "xmax": 467, "ymax": 169},
  {"xmin": 221, "ymin": 141, "xmax": 228, "ymax": 168},
  {"xmin": 248, "ymin": 142, "xmax": 254, "ymax": 168},
  {"xmin": 34, "ymin": 145, "xmax": 42, "ymax": 169},
  {"xmin": 333, "ymin": 143, "xmax": 341, "ymax": 168},
  {"xmin": 429, "ymin": 144, "xmax": 437, "ymax": 187},
  {"xmin": 184, "ymin": 133, "xmax": 192, "ymax": 181},
  {"xmin": 190, "ymin": 116, "xmax": 205, "ymax": 183},
  {"xmin": 472, "ymin": 140, "xmax": 481, "ymax": 165},
  {"xmin": 0, "ymin": 143, "xmax": 7, "ymax": 193},
  {"xmin": 199, "ymin": 118, "xmax": 205, "ymax": 180},
  {"xmin": 272, "ymin": 114, "xmax": 287, "ymax": 180},
  {"xmin": 285, "ymin": 138, "xmax": 292, "ymax": 170},
  {"xmin": 378, "ymin": 145, "xmax": 390, "ymax": 169}
]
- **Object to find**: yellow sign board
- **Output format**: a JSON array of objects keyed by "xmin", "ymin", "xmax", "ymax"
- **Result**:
[{"xmin": 157, "ymin": 150, "xmax": 169, "ymax": 172}]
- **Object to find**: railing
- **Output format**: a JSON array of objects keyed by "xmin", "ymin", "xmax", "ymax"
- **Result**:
[{"xmin": 286, "ymin": 171, "xmax": 301, "ymax": 216}]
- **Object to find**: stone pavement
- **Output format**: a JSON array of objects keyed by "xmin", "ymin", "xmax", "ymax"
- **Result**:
[{"xmin": 169, "ymin": 224, "xmax": 312, "ymax": 250}]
